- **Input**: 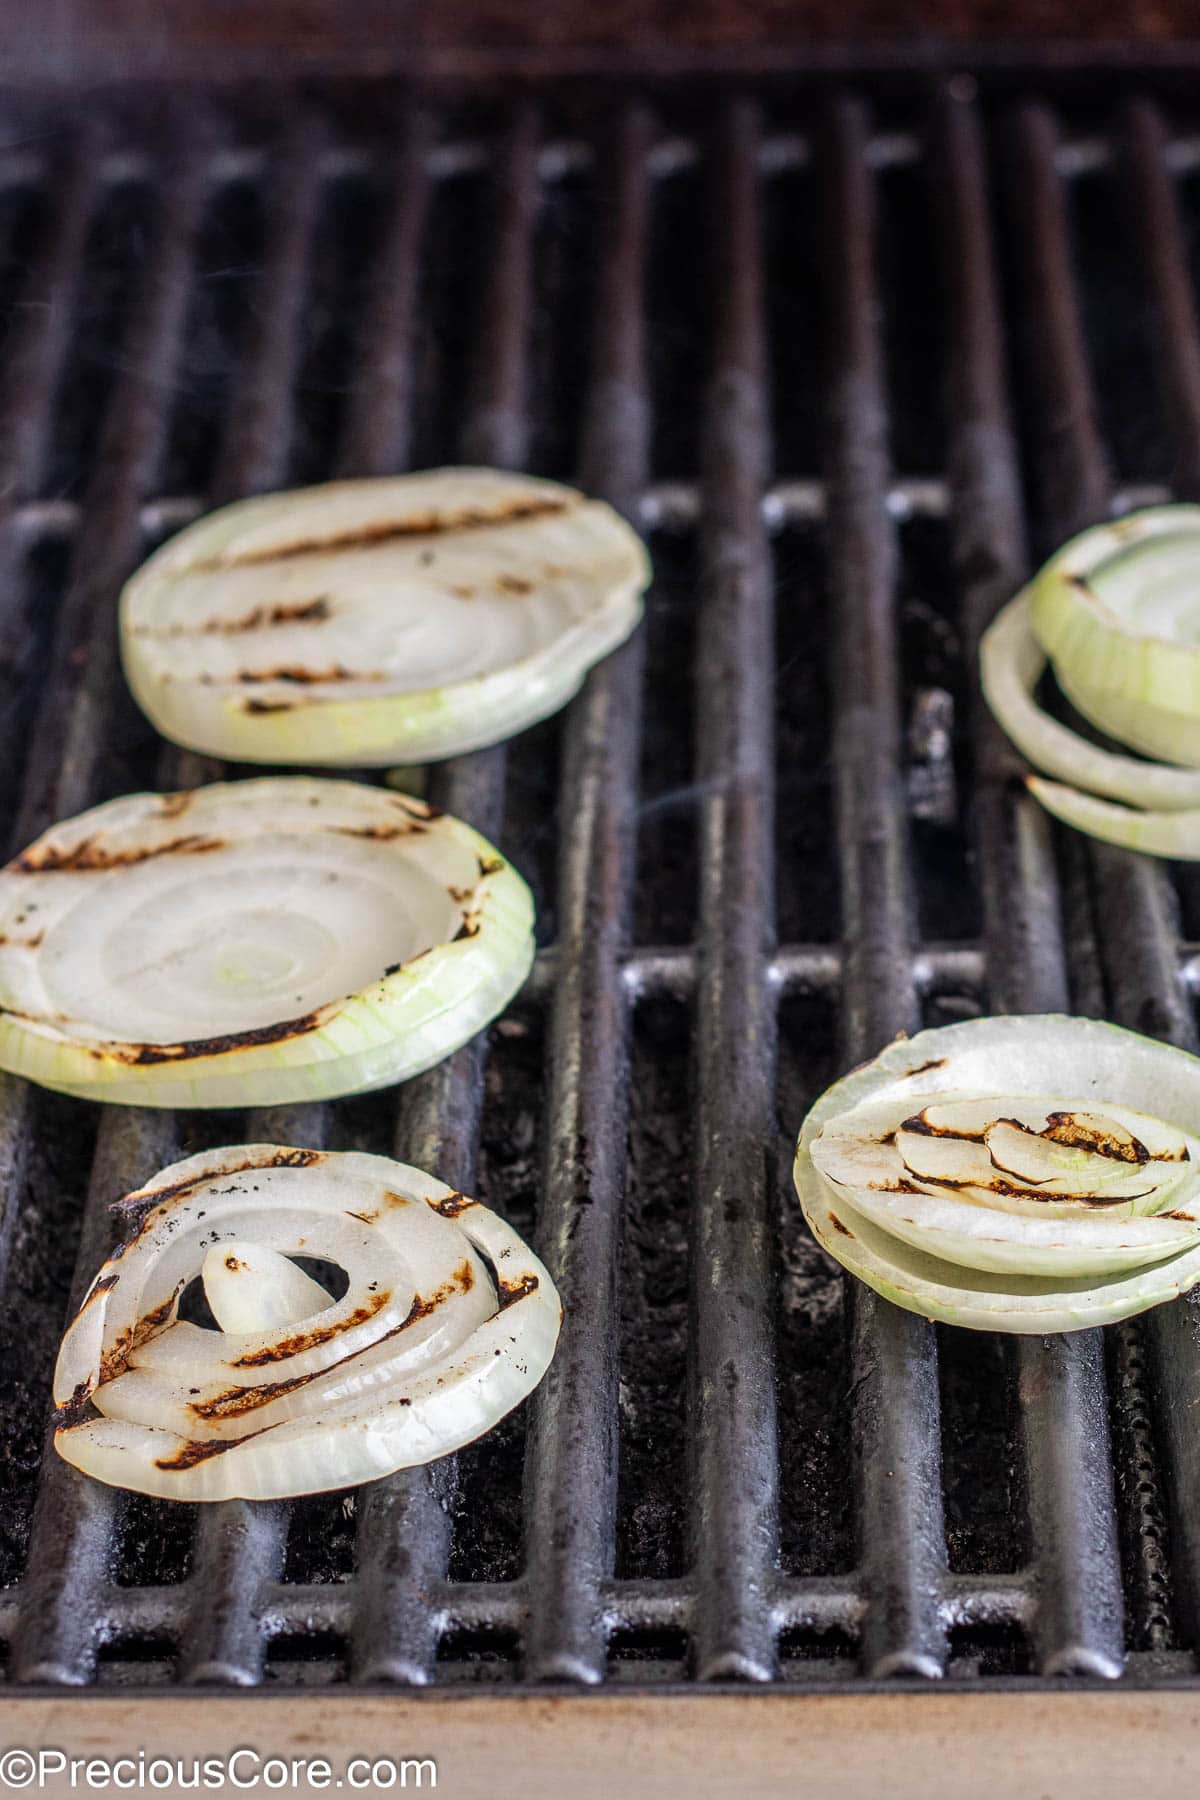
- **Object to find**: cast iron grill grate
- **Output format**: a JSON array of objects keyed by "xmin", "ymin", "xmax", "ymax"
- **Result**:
[{"xmin": 0, "ymin": 74, "xmax": 1199, "ymax": 1690}]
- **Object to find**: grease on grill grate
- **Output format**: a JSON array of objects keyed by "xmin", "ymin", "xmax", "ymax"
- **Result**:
[{"xmin": 0, "ymin": 78, "xmax": 1198, "ymax": 1691}]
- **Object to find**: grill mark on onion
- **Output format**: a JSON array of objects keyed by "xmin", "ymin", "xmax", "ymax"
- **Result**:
[
  {"xmin": 113, "ymin": 1149, "xmax": 324, "ymax": 1224},
  {"xmin": 426, "ymin": 1191, "xmax": 475, "ymax": 1218},
  {"xmin": 234, "ymin": 664, "xmax": 384, "ymax": 686},
  {"xmin": 53, "ymin": 1380, "xmax": 97, "ymax": 1431},
  {"xmin": 79, "ymin": 1273, "xmax": 119, "ymax": 1311},
  {"xmin": 1040, "ymin": 1110, "xmax": 1157, "ymax": 1163},
  {"xmin": 332, "ymin": 821, "xmax": 428, "ymax": 841},
  {"xmin": 188, "ymin": 496, "xmax": 575, "ymax": 572},
  {"xmin": 135, "ymin": 597, "xmax": 334, "ymax": 637},
  {"xmin": 230, "ymin": 1288, "xmax": 392, "ymax": 1368},
  {"xmin": 11, "ymin": 833, "xmax": 225, "ymax": 874},
  {"xmin": 496, "ymin": 1271, "xmax": 539, "ymax": 1309},
  {"xmin": 99, "ymin": 1293, "xmax": 180, "ymax": 1384},
  {"xmin": 902, "ymin": 1107, "xmax": 988, "ymax": 1143},
  {"xmin": 157, "ymin": 791, "xmax": 195, "ymax": 819},
  {"xmin": 900, "ymin": 1167, "xmax": 1155, "ymax": 1207},
  {"xmin": 191, "ymin": 1370, "xmax": 314, "ymax": 1422},
  {"xmin": 110, "ymin": 1005, "xmax": 336, "ymax": 1067},
  {"xmin": 906, "ymin": 1057, "xmax": 948, "ymax": 1077},
  {"xmin": 155, "ymin": 1431, "xmax": 265, "ymax": 1472},
  {"xmin": 193, "ymin": 1259, "xmax": 479, "ymax": 1420},
  {"xmin": 828, "ymin": 1213, "xmax": 854, "ymax": 1238}
]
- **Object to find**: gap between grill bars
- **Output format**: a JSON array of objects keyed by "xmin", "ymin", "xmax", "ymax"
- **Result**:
[{"xmin": 0, "ymin": 77, "xmax": 1197, "ymax": 1691}]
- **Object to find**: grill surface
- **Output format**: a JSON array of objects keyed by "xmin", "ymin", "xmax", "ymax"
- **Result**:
[{"xmin": 1, "ymin": 72, "xmax": 1200, "ymax": 1693}]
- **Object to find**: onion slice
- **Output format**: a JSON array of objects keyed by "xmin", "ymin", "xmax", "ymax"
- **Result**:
[
  {"xmin": 1031, "ymin": 507, "xmax": 1200, "ymax": 767},
  {"xmin": 794, "ymin": 1015, "xmax": 1200, "ymax": 1331},
  {"xmin": 980, "ymin": 594, "xmax": 1200, "ymax": 811},
  {"xmin": 120, "ymin": 468, "xmax": 651, "ymax": 767},
  {"xmin": 0, "ymin": 777, "xmax": 534, "ymax": 1107},
  {"xmin": 1026, "ymin": 778, "xmax": 1200, "ymax": 860},
  {"xmin": 53, "ymin": 1146, "xmax": 562, "ymax": 1501}
]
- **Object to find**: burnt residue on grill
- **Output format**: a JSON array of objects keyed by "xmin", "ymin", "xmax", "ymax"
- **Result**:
[
  {"xmin": 446, "ymin": 1004, "xmax": 543, "ymax": 1585},
  {"xmin": 775, "ymin": 995, "xmax": 855, "ymax": 1578},
  {"xmin": 0, "ymin": 1090, "xmax": 99, "ymax": 1586},
  {"xmin": 616, "ymin": 998, "xmax": 691, "ymax": 1579}
]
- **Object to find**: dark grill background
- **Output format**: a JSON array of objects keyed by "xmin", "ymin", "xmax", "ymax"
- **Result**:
[{"xmin": 1, "ymin": 74, "xmax": 1199, "ymax": 1691}]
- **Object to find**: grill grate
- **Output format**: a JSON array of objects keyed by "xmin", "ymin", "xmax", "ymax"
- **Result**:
[{"xmin": 0, "ymin": 75, "xmax": 1199, "ymax": 1691}]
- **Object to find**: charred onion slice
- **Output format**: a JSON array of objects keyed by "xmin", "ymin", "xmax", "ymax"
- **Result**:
[
  {"xmin": 53, "ymin": 1146, "xmax": 562, "ymax": 1501},
  {"xmin": 981, "ymin": 508, "xmax": 1200, "ymax": 859},
  {"xmin": 120, "ymin": 468, "xmax": 651, "ymax": 767},
  {"xmin": 794, "ymin": 1016, "xmax": 1200, "ymax": 1332},
  {"xmin": 0, "ymin": 777, "xmax": 533, "ymax": 1108}
]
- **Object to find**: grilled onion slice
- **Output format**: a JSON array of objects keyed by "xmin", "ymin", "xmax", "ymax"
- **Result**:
[
  {"xmin": 0, "ymin": 777, "xmax": 533, "ymax": 1108},
  {"xmin": 981, "ymin": 508, "xmax": 1200, "ymax": 859},
  {"xmin": 53, "ymin": 1146, "xmax": 562, "ymax": 1501},
  {"xmin": 120, "ymin": 468, "xmax": 651, "ymax": 767},
  {"xmin": 794, "ymin": 1015, "xmax": 1200, "ymax": 1331}
]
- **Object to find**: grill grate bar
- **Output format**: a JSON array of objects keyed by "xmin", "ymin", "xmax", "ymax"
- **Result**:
[
  {"xmin": 523, "ymin": 103, "xmax": 651, "ymax": 1684},
  {"xmin": 6, "ymin": 476, "xmax": 1179, "ymax": 547},
  {"xmin": 175, "ymin": 114, "xmax": 333, "ymax": 1684},
  {"xmin": 211, "ymin": 113, "xmax": 325, "ymax": 507},
  {"xmin": 1124, "ymin": 100, "xmax": 1200, "ymax": 503},
  {"xmin": 944, "ymin": 89, "xmax": 1129, "ymax": 1683},
  {"xmin": 825, "ymin": 95, "xmax": 947, "ymax": 1682},
  {"xmin": 1114, "ymin": 99, "xmax": 1200, "ymax": 1654},
  {"xmin": 1001, "ymin": 100, "xmax": 1134, "ymax": 1680},
  {"xmin": 688, "ymin": 98, "xmax": 779, "ymax": 1684},
  {"xmin": 349, "ymin": 105, "xmax": 538, "ymax": 1685},
  {"xmin": 334, "ymin": 108, "xmax": 433, "ymax": 482},
  {"xmin": 0, "ymin": 125, "xmax": 104, "ymax": 514},
  {"xmin": 7, "ymin": 123, "xmax": 212, "ymax": 1685}
]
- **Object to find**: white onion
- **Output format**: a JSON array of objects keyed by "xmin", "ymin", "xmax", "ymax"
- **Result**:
[
  {"xmin": 120, "ymin": 468, "xmax": 651, "ymax": 767},
  {"xmin": 980, "ymin": 595, "xmax": 1200, "ymax": 812},
  {"xmin": 980, "ymin": 507, "xmax": 1200, "ymax": 858},
  {"xmin": 1031, "ymin": 508, "xmax": 1200, "ymax": 766},
  {"xmin": 0, "ymin": 776, "xmax": 533, "ymax": 1107},
  {"xmin": 53, "ymin": 1146, "xmax": 561, "ymax": 1501},
  {"xmin": 794, "ymin": 1015, "xmax": 1200, "ymax": 1332},
  {"xmin": 1026, "ymin": 778, "xmax": 1200, "ymax": 859}
]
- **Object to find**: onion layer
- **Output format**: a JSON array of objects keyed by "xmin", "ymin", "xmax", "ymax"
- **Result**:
[
  {"xmin": 53, "ymin": 1146, "xmax": 562, "ymax": 1501},
  {"xmin": 980, "ymin": 507, "xmax": 1200, "ymax": 858},
  {"xmin": 120, "ymin": 468, "xmax": 651, "ymax": 767},
  {"xmin": 794, "ymin": 1015, "xmax": 1200, "ymax": 1332},
  {"xmin": 0, "ymin": 777, "xmax": 533, "ymax": 1107}
]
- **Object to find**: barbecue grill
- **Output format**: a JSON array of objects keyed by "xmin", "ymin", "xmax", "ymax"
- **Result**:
[{"xmin": 3, "ymin": 10, "xmax": 1200, "ymax": 1791}]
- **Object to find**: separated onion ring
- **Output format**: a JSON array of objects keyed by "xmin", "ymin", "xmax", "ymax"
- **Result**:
[
  {"xmin": 0, "ymin": 777, "xmax": 533, "ymax": 1108},
  {"xmin": 53, "ymin": 1146, "xmax": 561, "ymax": 1501},
  {"xmin": 981, "ymin": 508, "xmax": 1200, "ymax": 858}
]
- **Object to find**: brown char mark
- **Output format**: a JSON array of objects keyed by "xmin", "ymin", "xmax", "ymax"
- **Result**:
[
  {"xmin": 1041, "ymin": 1111, "xmax": 1151, "ymax": 1164},
  {"xmin": 114, "ymin": 1147, "xmax": 323, "ymax": 1217},
  {"xmin": 192, "ymin": 495, "xmax": 573, "ymax": 571},
  {"xmin": 231, "ymin": 1289, "xmax": 392, "ymax": 1368},
  {"xmin": 496, "ymin": 1271, "xmax": 539, "ymax": 1310},
  {"xmin": 155, "ymin": 1431, "xmax": 264, "ymax": 1472},
  {"xmin": 12, "ymin": 833, "xmax": 224, "ymax": 874},
  {"xmin": 426, "ymin": 1191, "xmax": 476, "ymax": 1218},
  {"xmin": 117, "ymin": 1006, "xmax": 332, "ymax": 1066},
  {"xmin": 234, "ymin": 664, "xmax": 379, "ymax": 685}
]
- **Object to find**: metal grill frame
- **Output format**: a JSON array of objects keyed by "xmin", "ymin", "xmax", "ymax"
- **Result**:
[{"xmin": 0, "ymin": 72, "xmax": 1198, "ymax": 1709}]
